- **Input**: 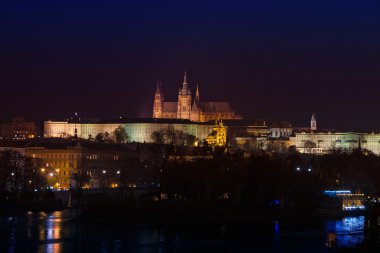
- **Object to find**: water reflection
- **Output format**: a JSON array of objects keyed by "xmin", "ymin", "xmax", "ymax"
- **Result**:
[
  {"xmin": 1, "ymin": 211, "xmax": 369, "ymax": 253},
  {"xmin": 325, "ymin": 216, "xmax": 365, "ymax": 248},
  {"xmin": 274, "ymin": 221, "xmax": 280, "ymax": 253},
  {"xmin": 37, "ymin": 211, "xmax": 63, "ymax": 253}
]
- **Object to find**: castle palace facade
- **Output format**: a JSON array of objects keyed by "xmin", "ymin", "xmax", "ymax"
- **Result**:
[{"xmin": 152, "ymin": 72, "xmax": 242, "ymax": 122}]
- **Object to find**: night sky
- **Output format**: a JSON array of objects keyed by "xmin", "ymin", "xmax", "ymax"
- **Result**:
[{"xmin": 1, "ymin": 0, "xmax": 380, "ymax": 131}]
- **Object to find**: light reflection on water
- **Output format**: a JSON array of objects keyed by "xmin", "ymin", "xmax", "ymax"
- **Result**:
[
  {"xmin": 325, "ymin": 216, "xmax": 365, "ymax": 248},
  {"xmin": 0, "ymin": 211, "xmax": 370, "ymax": 253},
  {"xmin": 40, "ymin": 211, "xmax": 62, "ymax": 253}
]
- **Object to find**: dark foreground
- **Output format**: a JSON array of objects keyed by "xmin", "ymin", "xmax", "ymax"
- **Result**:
[{"xmin": 0, "ymin": 210, "xmax": 378, "ymax": 253}]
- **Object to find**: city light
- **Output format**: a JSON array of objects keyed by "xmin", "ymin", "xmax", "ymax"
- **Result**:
[
  {"xmin": 343, "ymin": 206, "xmax": 366, "ymax": 210},
  {"xmin": 296, "ymin": 167, "xmax": 300, "ymax": 171},
  {"xmin": 102, "ymin": 170, "xmax": 106, "ymax": 174},
  {"xmin": 49, "ymin": 173, "xmax": 53, "ymax": 177},
  {"xmin": 324, "ymin": 190, "xmax": 352, "ymax": 196},
  {"xmin": 117, "ymin": 170, "xmax": 120, "ymax": 174},
  {"xmin": 11, "ymin": 172, "xmax": 14, "ymax": 176}
]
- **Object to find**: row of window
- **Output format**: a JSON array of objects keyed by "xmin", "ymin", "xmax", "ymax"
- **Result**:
[
  {"xmin": 86, "ymin": 155, "xmax": 119, "ymax": 160},
  {"xmin": 31, "ymin": 153, "xmax": 78, "ymax": 159}
]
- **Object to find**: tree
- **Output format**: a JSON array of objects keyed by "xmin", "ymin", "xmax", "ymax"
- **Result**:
[
  {"xmin": 151, "ymin": 131, "xmax": 163, "ymax": 144},
  {"xmin": 151, "ymin": 127, "xmax": 196, "ymax": 146},
  {"xmin": 0, "ymin": 150, "xmax": 46, "ymax": 200},
  {"xmin": 95, "ymin": 133, "xmax": 104, "ymax": 143},
  {"xmin": 95, "ymin": 132, "xmax": 114, "ymax": 144},
  {"xmin": 164, "ymin": 125, "xmax": 177, "ymax": 145},
  {"xmin": 103, "ymin": 132, "xmax": 113, "ymax": 143},
  {"xmin": 113, "ymin": 126, "xmax": 128, "ymax": 143},
  {"xmin": 183, "ymin": 133, "xmax": 196, "ymax": 146}
]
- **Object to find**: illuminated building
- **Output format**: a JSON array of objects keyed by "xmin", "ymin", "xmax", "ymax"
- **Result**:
[
  {"xmin": 1, "ymin": 140, "xmax": 139, "ymax": 189},
  {"xmin": 0, "ymin": 117, "xmax": 36, "ymax": 140},
  {"xmin": 225, "ymin": 119, "xmax": 270, "ymax": 139},
  {"xmin": 153, "ymin": 72, "xmax": 242, "ymax": 122},
  {"xmin": 226, "ymin": 119, "xmax": 292, "ymax": 152},
  {"xmin": 269, "ymin": 121, "xmax": 292, "ymax": 138},
  {"xmin": 290, "ymin": 114, "xmax": 380, "ymax": 155},
  {"xmin": 206, "ymin": 120, "xmax": 227, "ymax": 146},
  {"xmin": 322, "ymin": 190, "xmax": 366, "ymax": 212},
  {"xmin": 44, "ymin": 118, "xmax": 215, "ymax": 143}
]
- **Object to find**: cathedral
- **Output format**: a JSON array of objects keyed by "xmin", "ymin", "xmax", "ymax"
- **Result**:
[{"xmin": 152, "ymin": 72, "xmax": 242, "ymax": 122}]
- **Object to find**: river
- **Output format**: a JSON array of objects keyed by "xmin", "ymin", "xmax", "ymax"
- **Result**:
[{"xmin": 0, "ymin": 210, "xmax": 368, "ymax": 253}]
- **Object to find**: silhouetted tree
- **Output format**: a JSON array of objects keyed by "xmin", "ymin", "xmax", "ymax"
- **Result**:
[
  {"xmin": 113, "ymin": 125, "xmax": 129, "ymax": 143},
  {"xmin": 0, "ymin": 150, "xmax": 46, "ymax": 201},
  {"xmin": 95, "ymin": 132, "xmax": 114, "ymax": 144}
]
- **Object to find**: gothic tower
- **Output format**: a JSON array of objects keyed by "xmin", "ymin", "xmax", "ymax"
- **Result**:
[
  {"xmin": 311, "ymin": 113, "xmax": 317, "ymax": 131},
  {"xmin": 191, "ymin": 83, "xmax": 201, "ymax": 122},
  {"xmin": 194, "ymin": 82, "xmax": 200, "ymax": 105},
  {"xmin": 177, "ymin": 71, "xmax": 192, "ymax": 120},
  {"xmin": 153, "ymin": 82, "xmax": 163, "ymax": 118}
]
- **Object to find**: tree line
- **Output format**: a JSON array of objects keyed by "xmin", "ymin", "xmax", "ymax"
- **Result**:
[
  {"xmin": 143, "ymin": 145, "xmax": 380, "ymax": 211},
  {"xmin": 94, "ymin": 125, "xmax": 129, "ymax": 144},
  {"xmin": 0, "ymin": 150, "xmax": 46, "ymax": 202}
]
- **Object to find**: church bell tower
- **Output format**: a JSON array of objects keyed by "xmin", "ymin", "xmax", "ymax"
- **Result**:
[
  {"xmin": 311, "ymin": 113, "xmax": 317, "ymax": 131},
  {"xmin": 153, "ymin": 82, "xmax": 163, "ymax": 118},
  {"xmin": 177, "ymin": 71, "xmax": 192, "ymax": 120}
]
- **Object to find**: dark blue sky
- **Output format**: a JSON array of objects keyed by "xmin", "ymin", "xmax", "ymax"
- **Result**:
[{"xmin": 1, "ymin": 0, "xmax": 380, "ymax": 130}]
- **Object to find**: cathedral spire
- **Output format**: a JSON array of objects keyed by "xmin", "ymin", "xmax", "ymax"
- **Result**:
[
  {"xmin": 155, "ymin": 81, "xmax": 161, "ymax": 94},
  {"xmin": 155, "ymin": 82, "xmax": 163, "ymax": 99},
  {"xmin": 153, "ymin": 81, "xmax": 163, "ymax": 118},
  {"xmin": 195, "ymin": 82, "xmax": 200, "ymax": 104},
  {"xmin": 183, "ymin": 70, "xmax": 188, "ymax": 90}
]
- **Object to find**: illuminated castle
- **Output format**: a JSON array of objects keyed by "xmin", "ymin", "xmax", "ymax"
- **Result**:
[{"xmin": 153, "ymin": 72, "xmax": 242, "ymax": 122}]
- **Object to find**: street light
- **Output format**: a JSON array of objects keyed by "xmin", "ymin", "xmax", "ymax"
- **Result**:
[
  {"xmin": 102, "ymin": 170, "xmax": 107, "ymax": 189},
  {"xmin": 11, "ymin": 172, "xmax": 14, "ymax": 176},
  {"xmin": 296, "ymin": 167, "xmax": 300, "ymax": 171},
  {"xmin": 117, "ymin": 170, "xmax": 120, "ymax": 175}
]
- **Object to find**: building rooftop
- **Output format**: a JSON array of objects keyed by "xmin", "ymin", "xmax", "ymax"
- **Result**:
[
  {"xmin": 0, "ymin": 139, "xmax": 139, "ymax": 152},
  {"xmin": 269, "ymin": 121, "xmax": 292, "ymax": 128},
  {"xmin": 222, "ymin": 119, "xmax": 269, "ymax": 127}
]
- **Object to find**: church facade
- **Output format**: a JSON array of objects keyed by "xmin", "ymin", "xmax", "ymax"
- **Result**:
[{"xmin": 153, "ymin": 72, "xmax": 242, "ymax": 122}]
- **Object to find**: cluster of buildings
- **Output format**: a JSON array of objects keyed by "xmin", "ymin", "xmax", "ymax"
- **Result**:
[
  {"xmin": 153, "ymin": 72, "xmax": 241, "ymax": 122},
  {"xmin": 0, "ymin": 117, "xmax": 37, "ymax": 140},
  {"xmin": 2, "ymin": 72, "xmax": 380, "ymax": 190},
  {"xmin": 290, "ymin": 114, "xmax": 380, "ymax": 155},
  {"xmin": 0, "ymin": 140, "xmax": 143, "ymax": 190}
]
